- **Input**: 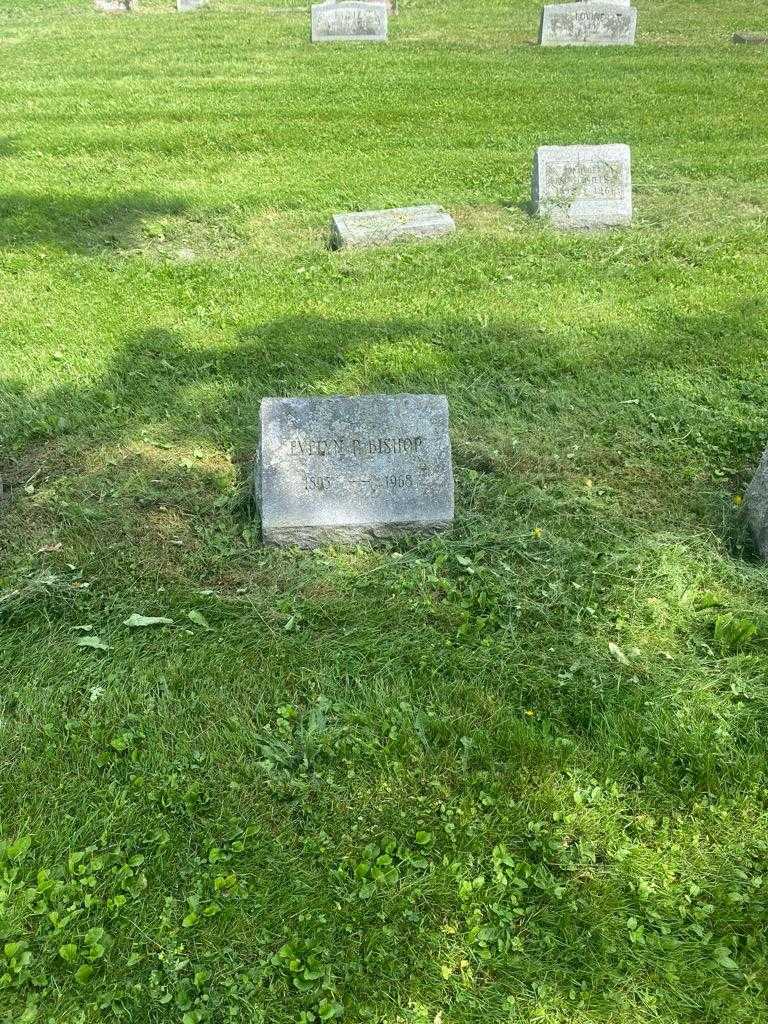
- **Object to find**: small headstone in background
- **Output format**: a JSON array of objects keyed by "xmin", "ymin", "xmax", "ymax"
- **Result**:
[
  {"xmin": 94, "ymin": 0, "xmax": 134, "ymax": 11},
  {"xmin": 575, "ymin": 0, "xmax": 630, "ymax": 5},
  {"xmin": 257, "ymin": 394, "xmax": 454, "ymax": 547},
  {"xmin": 330, "ymin": 205, "xmax": 456, "ymax": 249},
  {"xmin": 539, "ymin": 2, "xmax": 637, "ymax": 46},
  {"xmin": 732, "ymin": 32, "xmax": 768, "ymax": 45},
  {"xmin": 533, "ymin": 144, "xmax": 632, "ymax": 229},
  {"xmin": 311, "ymin": 1, "xmax": 388, "ymax": 43},
  {"xmin": 745, "ymin": 446, "xmax": 768, "ymax": 559},
  {"xmin": 177, "ymin": 0, "xmax": 207, "ymax": 11}
]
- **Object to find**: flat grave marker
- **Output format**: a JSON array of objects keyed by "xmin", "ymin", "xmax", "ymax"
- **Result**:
[
  {"xmin": 532, "ymin": 144, "xmax": 632, "ymax": 229},
  {"xmin": 539, "ymin": 2, "xmax": 637, "ymax": 46},
  {"xmin": 330, "ymin": 205, "xmax": 456, "ymax": 249},
  {"xmin": 732, "ymin": 32, "xmax": 768, "ymax": 45},
  {"xmin": 257, "ymin": 394, "xmax": 454, "ymax": 547},
  {"xmin": 177, "ymin": 0, "xmax": 207, "ymax": 11},
  {"xmin": 311, "ymin": 1, "xmax": 388, "ymax": 43}
]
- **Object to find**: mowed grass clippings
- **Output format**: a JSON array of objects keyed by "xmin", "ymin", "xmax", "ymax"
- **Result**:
[{"xmin": 2, "ymin": 0, "xmax": 768, "ymax": 1022}]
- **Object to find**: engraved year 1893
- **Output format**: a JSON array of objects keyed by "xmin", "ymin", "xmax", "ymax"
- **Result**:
[{"xmin": 304, "ymin": 474, "xmax": 332, "ymax": 492}]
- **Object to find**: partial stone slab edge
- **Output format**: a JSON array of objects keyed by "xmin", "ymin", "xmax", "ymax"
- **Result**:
[
  {"xmin": 745, "ymin": 446, "xmax": 768, "ymax": 559},
  {"xmin": 733, "ymin": 32, "xmax": 768, "ymax": 45},
  {"xmin": 262, "ymin": 518, "xmax": 454, "ymax": 548}
]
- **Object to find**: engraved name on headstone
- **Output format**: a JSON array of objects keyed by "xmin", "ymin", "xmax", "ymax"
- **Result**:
[
  {"xmin": 539, "ymin": 2, "xmax": 637, "ymax": 46},
  {"xmin": 257, "ymin": 394, "xmax": 454, "ymax": 547},
  {"xmin": 330, "ymin": 205, "xmax": 456, "ymax": 249},
  {"xmin": 532, "ymin": 144, "xmax": 632, "ymax": 229},
  {"xmin": 311, "ymin": 1, "xmax": 388, "ymax": 43}
]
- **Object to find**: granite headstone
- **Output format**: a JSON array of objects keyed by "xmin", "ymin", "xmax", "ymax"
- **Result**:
[
  {"xmin": 539, "ymin": 2, "xmax": 637, "ymax": 46},
  {"xmin": 177, "ymin": 0, "xmax": 206, "ymax": 11},
  {"xmin": 257, "ymin": 394, "xmax": 454, "ymax": 547},
  {"xmin": 330, "ymin": 205, "xmax": 456, "ymax": 249},
  {"xmin": 311, "ymin": 1, "xmax": 388, "ymax": 42},
  {"xmin": 532, "ymin": 144, "xmax": 632, "ymax": 229}
]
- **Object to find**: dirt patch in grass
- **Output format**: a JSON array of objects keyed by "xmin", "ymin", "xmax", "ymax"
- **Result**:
[{"xmin": 0, "ymin": 440, "xmax": 72, "ymax": 510}]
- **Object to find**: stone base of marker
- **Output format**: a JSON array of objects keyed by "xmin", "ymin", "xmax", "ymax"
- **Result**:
[
  {"xmin": 745, "ymin": 446, "xmax": 768, "ymax": 559},
  {"xmin": 257, "ymin": 394, "xmax": 454, "ymax": 548},
  {"xmin": 732, "ymin": 32, "xmax": 768, "ymax": 45},
  {"xmin": 95, "ymin": 0, "xmax": 134, "ymax": 11},
  {"xmin": 330, "ymin": 205, "xmax": 456, "ymax": 249},
  {"xmin": 539, "ymin": 2, "xmax": 637, "ymax": 46},
  {"xmin": 311, "ymin": 1, "xmax": 388, "ymax": 42},
  {"xmin": 533, "ymin": 144, "xmax": 632, "ymax": 229},
  {"xmin": 177, "ymin": 0, "xmax": 206, "ymax": 11}
]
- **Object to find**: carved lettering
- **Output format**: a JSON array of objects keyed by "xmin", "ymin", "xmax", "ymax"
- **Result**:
[{"xmin": 289, "ymin": 435, "xmax": 423, "ymax": 457}]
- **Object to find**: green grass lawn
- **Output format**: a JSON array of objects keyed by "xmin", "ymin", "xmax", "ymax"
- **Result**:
[{"xmin": 2, "ymin": 0, "xmax": 768, "ymax": 1021}]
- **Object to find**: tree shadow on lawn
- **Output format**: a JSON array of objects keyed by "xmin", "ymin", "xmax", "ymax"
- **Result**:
[
  {"xmin": 0, "ymin": 191, "xmax": 187, "ymax": 253},
  {"xmin": 4, "ymin": 297, "xmax": 767, "ymax": 490}
]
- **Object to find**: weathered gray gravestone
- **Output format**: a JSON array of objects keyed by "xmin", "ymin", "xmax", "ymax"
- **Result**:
[
  {"xmin": 539, "ymin": 3, "xmax": 637, "ymax": 46},
  {"xmin": 257, "ymin": 394, "xmax": 454, "ymax": 547},
  {"xmin": 94, "ymin": 0, "xmax": 134, "ymax": 10},
  {"xmin": 745, "ymin": 446, "xmax": 768, "ymax": 559},
  {"xmin": 177, "ymin": 0, "xmax": 206, "ymax": 11},
  {"xmin": 330, "ymin": 205, "xmax": 456, "ymax": 249},
  {"xmin": 532, "ymin": 144, "xmax": 632, "ymax": 229},
  {"xmin": 311, "ymin": 1, "xmax": 388, "ymax": 42},
  {"xmin": 732, "ymin": 33, "xmax": 768, "ymax": 45}
]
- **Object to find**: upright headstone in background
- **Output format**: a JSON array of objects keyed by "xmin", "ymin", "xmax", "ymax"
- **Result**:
[
  {"xmin": 330, "ymin": 205, "xmax": 456, "ymax": 249},
  {"xmin": 532, "ymin": 144, "xmax": 632, "ymax": 229},
  {"xmin": 311, "ymin": 1, "xmax": 388, "ymax": 42},
  {"xmin": 94, "ymin": 0, "xmax": 134, "ymax": 11},
  {"xmin": 257, "ymin": 394, "xmax": 454, "ymax": 547},
  {"xmin": 177, "ymin": 0, "xmax": 206, "ymax": 11},
  {"xmin": 745, "ymin": 446, "xmax": 768, "ymax": 560},
  {"xmin": 539, "ymin": 3, "xmax": 637, "ymax": 46}
]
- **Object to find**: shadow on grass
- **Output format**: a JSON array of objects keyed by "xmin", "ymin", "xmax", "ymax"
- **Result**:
[
  {"xmin": 0, "ymin": 192, "xmax": 187, "ymax": 253},
  {"xmin": 4, "ymin": 299, "xmax": 767, "ymax": 460}
]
